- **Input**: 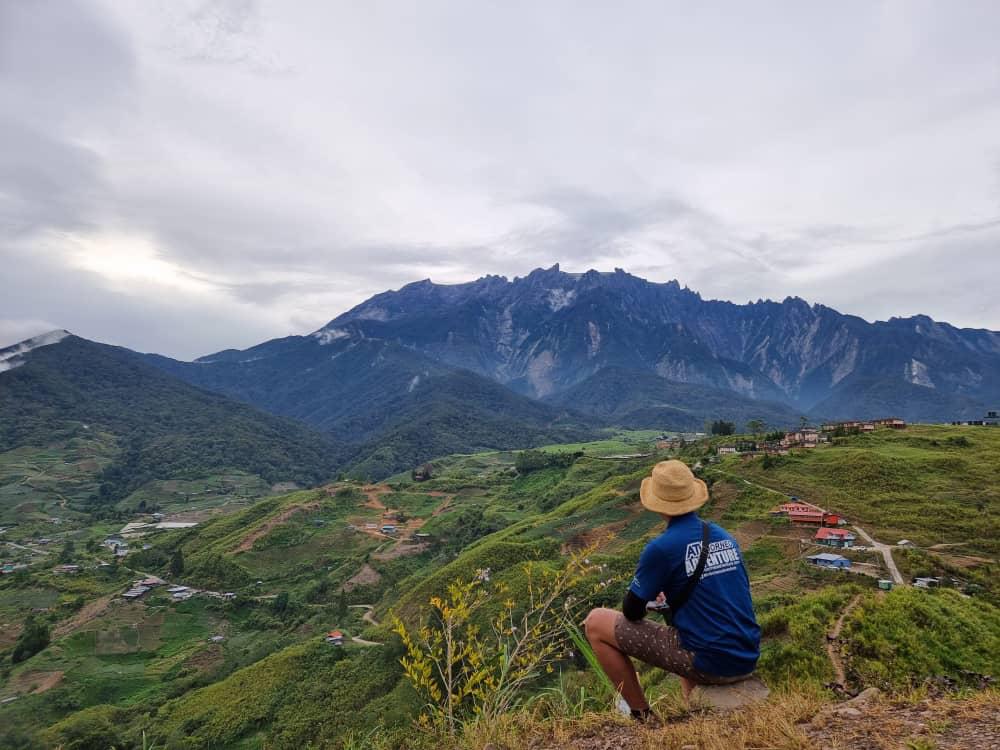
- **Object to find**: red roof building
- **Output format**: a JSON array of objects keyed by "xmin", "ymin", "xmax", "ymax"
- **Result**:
[{"xmin": 815, "ymin": 528, "xmax": 856, "ymax": 548}]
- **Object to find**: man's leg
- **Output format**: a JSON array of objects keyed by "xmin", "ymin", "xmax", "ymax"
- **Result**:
[
  {"xmin": 583, "ymin": 607, "xmax": 649, "ymax": 711},
  {"xmin": 678, "ymin": 676, "xmax": 695, "ymax": 702}
]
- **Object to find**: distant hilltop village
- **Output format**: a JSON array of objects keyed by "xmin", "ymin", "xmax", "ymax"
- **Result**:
[
  {"xmin": 952, "ymin": 409, "xmax": 999, "ymax": 427},
  {"xmin": 716, "ymin": 417, "xmax": 906, "ymax": 458}
]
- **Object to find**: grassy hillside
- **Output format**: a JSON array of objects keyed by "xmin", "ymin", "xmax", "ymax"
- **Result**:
[
  {"xmin": 705, "ymin": 424, "xmax": 1000, "ymax": 555},
  {"xmin": 3, "ymin": 428, "xmax": 998, "ymax": 749},
  {"xmin": 0, "ymin": 336, "xmax": 344, "ymax": 509}
]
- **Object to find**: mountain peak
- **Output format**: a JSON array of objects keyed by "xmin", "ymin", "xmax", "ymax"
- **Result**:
[{"xmin": 0, "ymin": 329, "xmax": 71, "ymax": 373}]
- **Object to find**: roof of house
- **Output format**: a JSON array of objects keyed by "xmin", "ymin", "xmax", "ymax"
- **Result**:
[
  {"xmin": 808, "ymin": 553, "xmax": 849, "ymax": 562},
  {"xmin": 328, "ymin": 630, "xmax": 344, "ymax": 638},
  {"xmin": 815, "ymin": 528, "xmax": 854, "ymax": 539},
  {"xmin": 778, "ymin": 501, "xmax": 824, "ymax": 512}
]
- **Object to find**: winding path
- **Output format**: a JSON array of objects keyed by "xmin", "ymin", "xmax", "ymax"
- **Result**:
[
  {"xmin": 827, "ymin": 594, "xmax": 863, "ymax": 687},
  {"xmin": 853, "ymin": 526, "xmax": 904, "ymax": 585},
  {"xmin": 347, "ymin": 604, "xmax": 382, "ymax": 645},
  {"xmin": 349, "ymin": 603, "xmax": 380, "ymax": 627}
]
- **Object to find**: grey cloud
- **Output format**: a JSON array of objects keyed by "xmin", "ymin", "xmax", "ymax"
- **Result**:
[
  {"xmin": 1, "ymin": 1, "xmax": 999, "ymax": 357},
  {"xmin": 0, "ymin": 119, "xmax": 108, "ymax": 236}
]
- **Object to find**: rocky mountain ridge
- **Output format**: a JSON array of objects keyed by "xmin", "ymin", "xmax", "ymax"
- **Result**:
[{"xmin": 320, "ymin": 264, "xmax": 999, "ymax": 416}]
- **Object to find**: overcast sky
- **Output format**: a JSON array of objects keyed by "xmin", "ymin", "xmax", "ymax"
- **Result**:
[{"xmin": 2, "ymin": 0, "xmax": 999, "ymax": 359}]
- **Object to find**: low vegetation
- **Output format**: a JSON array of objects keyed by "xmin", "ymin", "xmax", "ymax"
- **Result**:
[{"xmin": 1, "ymin": 426, "xmax": 998, "ymax": 748}]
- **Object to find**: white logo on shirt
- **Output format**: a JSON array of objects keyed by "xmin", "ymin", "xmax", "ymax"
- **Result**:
[{"xmin": 685, "ymin": 538, "xmax": 742, "ymax": 578}]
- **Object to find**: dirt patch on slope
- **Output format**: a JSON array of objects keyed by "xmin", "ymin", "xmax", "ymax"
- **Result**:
[
  {"xmin": 234, "ymin": 500, "xmax": 319, "ymax": 553},
  {"xmin": 730, "ymin": 520, "xmax": 771, "ymax": 549},
  {"xmin": 562, "ymin": 520, "xmax": 629, "ymax": 554},
  {"xmin": 53, "ymin": 593, "xmax": 114, "ymax": 639},
  {"xmin": 704, "ymin": 480, "xmax": 740, "ymax": 521},
  {"xmin": 373, "ymin": 542, "xmax": 429, "ymax": 561},
  {"xmin": 4, "ymin": 670, "xmax": 64, "ymax": 697},
  {"xmin": 341, "ymin": 563, "xmax": 381, "ymax": 592},
  {"xmin": 361, "ymin": 484, "xmax": 392, "ymax": 510},
  {"xmin": 182, "ymin": 643, "xmax": 224, "ymax": 674}
]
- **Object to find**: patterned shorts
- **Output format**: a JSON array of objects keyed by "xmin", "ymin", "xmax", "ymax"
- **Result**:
[{"xmin": 613, "ymin": 614, "xmax": 751, "ymax": 685}]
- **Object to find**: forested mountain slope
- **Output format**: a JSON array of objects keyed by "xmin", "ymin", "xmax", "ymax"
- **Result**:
[
  {"xmin": 545, "ymin": 366, "xmax": 807, "ymax": 430},
  {"xmin": 0, "ymin": 333, "xmax": 343, "ymax": 506}
]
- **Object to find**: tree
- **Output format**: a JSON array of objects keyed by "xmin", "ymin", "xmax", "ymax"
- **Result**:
[
  {"xmin": 273, "ymin": 591, "xmax": 290, "ymax": 613},
  {"xmin": 710, "ymin": 420, "xmax": 735, "ymax": 436},
  {"xmin": 57, "ymin": 540, "xmax": 75, "ymax": 564},
  {"xmin": 746, "ymin": 419, "xmax": 766, "ymax": 439},
  {"xmin": 394, "ymin": 550, "xmax": 603, "ymax": 735},
  {"xmin": 799, "ymin": 415, "xmax": 809, "ymax": 430},
  {"xmin": 11, "ymin": 614, "xmax": 50, "ymax": 663},
  {"xmin": 170, "ymin": 548, "xmax": 185, "ymax": 578}
]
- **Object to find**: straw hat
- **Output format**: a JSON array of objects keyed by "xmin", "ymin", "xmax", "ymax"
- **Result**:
[{"xmin": 639, "ymin": 460, "xmax": 709, "ymax": 516}]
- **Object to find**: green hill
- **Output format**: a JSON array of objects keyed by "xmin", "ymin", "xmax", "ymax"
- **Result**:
[
  {"xmin": 3, "ymin": 427, "xmax": 998, "ymax": 749},
  {"xmin": 0, "ymin": 335, "xmax": 344, "ymax": 511},
  {"xmin": 705, "ymin": 424, "xmax": 1000, "ymax": 556}
]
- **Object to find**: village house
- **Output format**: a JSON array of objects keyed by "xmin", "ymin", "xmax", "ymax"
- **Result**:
[
  {"xmin": 878, "ymin": 579, "xmax": 894, "ymax": 591},
  {"xmin": 872, "ymin": 417, "xmax": 907, "ymax": 429},
  {"xmin": 897, "ymin": 539, "xmax": 915, "ymax": 548},
  {"xmin": 656, "ymin": 438, "xmax": 681, "ymax": 450},
  {"xmin": 807, "ymin": 553, "xmax": 851, "ymax": 569},
  {"xmin": 914, "ymin": 577, "xmax": 941, "ymax": 589},
  {"xmin": 953, "ymin": 409, "xmax": 999, "ymax": 426},
  {"xmin": 814, "ymin": 528, "xmax": 856, "ymax": 548},
  {"xmin": 208, "ymin": 635, "xmax": 225, "ymax": 643},
  {"xmin": 762, "ymin": 441, "xmax": 789, "ymax": 455},
  {"xmin": 53, "ymin": 564, "xmax": 81, "ymax": 574},
  {"xmin": 821, "ymin": 420, "xmax": 876, "ymax": 433},
  {"xmin": 783, "ymin": 428, "xmax": 820, "ymax": 448},
  {"xmin": 771, "ymin": 500, "xmax": 825, "ymax": 524},
  {"xmin": 122, "ymin": 585, "xmax": 151, "ymax": 600},
  {"xmin": 325, "ymin": 630, "xmax": 345, "ymax": 646},
  {"xmin": 411, "ymin": 463, "xmax": 435, "ymax": 481},
  {"xmin": 380, "ymin": 524, "xmax": 397, "ymax": 535},
  {"xmin": 716, "ymin": 445, "xmax": 737, "ymax": 455}
]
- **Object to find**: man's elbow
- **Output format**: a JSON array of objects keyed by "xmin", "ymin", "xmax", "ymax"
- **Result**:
[{"xmin": 621, "ymin": 591, "xmax": 647, "ymax": 622}]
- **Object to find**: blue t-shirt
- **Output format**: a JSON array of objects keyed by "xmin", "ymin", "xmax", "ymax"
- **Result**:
[{"xmin": 628, "ymin": 512, "xmax": 760, "ymax": 677}]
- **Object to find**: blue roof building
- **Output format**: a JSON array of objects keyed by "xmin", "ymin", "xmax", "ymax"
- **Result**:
[{"xmin": 807, "ymin": 553, "xmax": 851, "ymax": 569}]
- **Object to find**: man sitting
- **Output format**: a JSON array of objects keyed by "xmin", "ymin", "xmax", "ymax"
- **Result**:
[{"xmin": 584, "ymin": 459, "xmax": 761, "ymax": 723}]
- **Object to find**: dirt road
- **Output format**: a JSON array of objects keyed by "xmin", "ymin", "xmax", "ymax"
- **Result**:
[
  {"xmin": 349, "ymin": 603, "xmax": 380, "ymax": 627},
  {"xmin": 853, "ymin": 526, "xmax": 904, "ymax": 585}
]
